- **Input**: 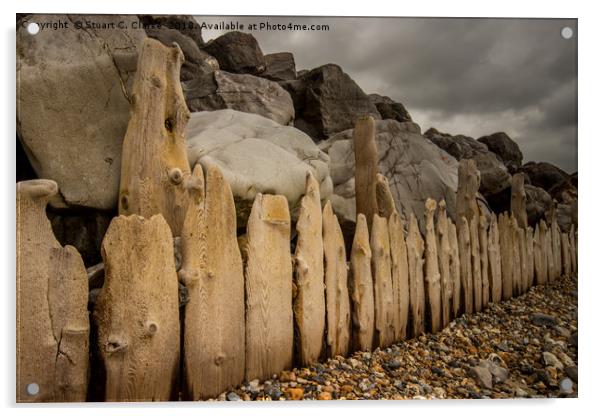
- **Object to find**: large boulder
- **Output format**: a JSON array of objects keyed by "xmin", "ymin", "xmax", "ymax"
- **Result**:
[
  {"xmin": 281, "ymin": 64, "xmax": 381, "ymax": 140},
  {"xmin": 261, "ymin": 52, "xmax": 296, "ymax": 81},
  {"xmin": 203, "ymin": 31, "xmax": 266, "ymax": 75},
  {"xmin": 319, "ymin": 119, "xmax": 460, "ymax": 233},
  {"xmin": 138, "ymin": 15, "xmax": 205, "ymax": 48},
  {"xmin": 557, "ymin": 203, "xmax": 576, "ymax": 233},
  {"xmin": 17, "ymin": 14, "xmax": 146, "ymax": 210},
  {"xmin": 186, "ymin": 109, "xmax": 332, "ymax": 225},
  {"xmin": 369, "ymin": 94, "xmax": 412, "ymax": 123},
  {"xmin": 183, "ymin": 71, "xmax": 294, "ymax": 125},
  {"xmin": 549, "ymin": 172, "xmax": 578, "ymax": 204},
  {"xmin": 525, "ymin": 184, "xmax": 553, "ymax": 227},
  {"xmin": 425, "ymin": 128, "xmax": 511, "ymax": 197},
  {"xmin": 144, "ymin": 26, "xmax": 218, "ymax": 83},
  {"xmin": 520, "ymin": 161, "xmax": 569, "ymax": 193},
  {"xmin": 478, "ymin": 132, "xmax": 523, "ymax": 174}
]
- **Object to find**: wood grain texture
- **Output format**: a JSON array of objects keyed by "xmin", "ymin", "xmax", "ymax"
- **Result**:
[
  {"xmin": 350, "ymin": 214, "xmax": 374, "ymax": 352},
  {"xmin": 533, "ymin": 223, "xmax": 544, "ymax": 285},
  {"xmin": 323, "ymin": 201, "xmax": 351, "ymax": 357},
  {"xmin": 436, "ymin": 201, "xmax": 453, "ymax": 328},
  {"xmin": 371, "ymin": 215, "xmax": 396, "ymax": 347},
  {"xmin": 561, "ymin": 232, "xmax": 571, "ymax": 277},
  {"xmin": 94, "ymin": 214, "xmax": 180, "ymax": 401},
  {"xmin": 517, "ymin": 225, "xmax": 527, "ymax": 295},
  {"xmin": 540, "ymin": 220, "xmax": 550, "ymax": 284},
  {"xmin": 118, "ymin": 38, "xmax": 192, "ymax": 237},
  {"xmin": 551, "ymin": 206, "xmax": 562, "ymax": 281},
  {"xmin": 499, "ymin": 213, "xmax": 513, "ymax": 300},
  {"xmin": 510, "ymin": 217, "xmax": 522, "ymax": 296},
  {"xmin": 488, "ymin": 215, "xmax": 502, "ymax": 303},
  {"xmin": 526, "ymin": 227, "xmax": 535, "ymax": 289},
  {"xmin": 293, "ymin": 172, "xmax": 325, "ymax": 365},
  {"xmin": 457, "ymin": 216, "xmax": 473, "ymax": 314},
  {"xmin": 16, "ymin": 180, "xmax": 89, "ymax": 403},
  {"xmin": 478, "ymin": 214, "xmax": 490, "ymax": 308},
  {"xmin": 448, "ymin": 218, "xmax": 462, "ymax": 318},
  {"xmin": 376, "ymin": 173, "xmax": 397, "ymax": 219},
  {"xmin": 569, "ymin": 225, "xmax": 577, "ymax": 275},
  {"xmin": 182, "ymin": 163, "xmax": 245, "ymax": 400},
  {"xmin": 389, "ymin": 211, "xmax": 409, "ymax": 342},
  {"xmin": 424, "ymin": 199, "xmax": 442, "ymax": 333},
  {"xmin": 511, "ymin": 173, "xmax": 528, "ymax": 229},
  {"xmin": 545, "ymin": 221, "xmax": 555, "ymax": 282},
  {"xmin": 456, "ymin": 159, "xmax": 480, "ymax": 224},
  {"xmin": 245, "ymin": 194, "xmax": 293, "ymax": 381},
  {"xmin": 353, "ymin": 115, "xmax": 379, "ymax": 231},
  {"xmin": 407, "ymin": 213, "xmax": 425, "ymax": 337},
  {"xmin": 469, "ymin": 218, "xmax": 482, "ymax": 312}
]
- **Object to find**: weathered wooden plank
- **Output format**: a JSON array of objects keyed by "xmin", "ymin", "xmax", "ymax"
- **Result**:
[
  {"xmin": 245, "ymin": 194, "xmax": 293, "ymax": 381},
  {"xmin": 569, "ymin": 224, "xmax": 577, "ymax": 275},
  {"xmin": 478, "ymin": 214, "xmax": 490, "ymax": 308},
  {"xmin": 448, "ymin": 218, "xmax": 462, "ymax": 318},
  {"xmin": 545, "ymin": 220, "xmax": 555, "ymax": 283},
  {"xmin": 488, "ymin": 214, "xmax": 502, "ymax": 303},
  {"xmin": 511, "ymin": 173, "xmax": 528, "ymax": 229},
  {"xmin": 457, "ymin": 216, "xmax": 473, "ymax": 314},
  {"xmin": 118, "ymin": 38, "xmax": 192, "ymax": 237},
  {"xmin": 293, "ymin": 172, "xmax": 325, "ymax": 365},
  {"xmin": 95, "ymin": 214, "xmax": 180, "ymax": 401},
  {"xmin": 533, "ymin": 223, "xmax": 544, "ymax": 285},
  {"xmin": 509, "ymin": 216, "xmax": 522, "ymax": 296},
  {"xmin": 526, "ymin": 227, "xmax": 535, "ymax": 289},
  {"xmin": 371, "ymin": 214, "xmax": 396, "ymax": 347},
  {"xmin": 17, "ymin": 180, "xmax": 89, "ymax": 403},
  {"xmin": 376, "ymin": 173, "xmax": 397, "ymax": 218},
  {"xmin": 350, "ymin": 214, "xmax": 375, "ymax": 352},
  {"xmin": 550, "ymin": 204, "xmax": 562, "ymax": 281},
  {"xmin": 436, "ymin": 201, "xmax": 453, "ymax": 328},
  {"xmin": 389, "ymin": 211, "xmax": 409, "ymax": 342},
  {"xmin": 323, "ymin": 201, "xmax": 351, "ymax": 357},
  {"xmin": 540, "ymin": 220, "xmax": 550, "ymax": 284},
  {"xmin": 457, "ymin": 159, "xmax": 480, "ymax": 224},
  {"xmin": 182, "ymin": 164, "xmax": 245, "ymax": 400},
  {"xmin": 561, "ymin": 232, "xmax": 571, "ymax": 278},
  {"xmin": 424, "ymin": 199, "xmax": 442, "ymax": 333},
  {"xmin": 407, "ymin": 213, "xmax": 426, "ymax": 337},
  {"xmin": 498, "ymin": 213, "xmax": 513, "ymax": 300},
  {"xmin": 518, "ymin": 225, "xmax": 527, "ymax": 294},
  {"xmin": 354, "ymin": 115, "xmax": 379, "ymax": 231},
  {"xmin": 469, "ymin": 217, "xmax": 482, "ymax": 312}
]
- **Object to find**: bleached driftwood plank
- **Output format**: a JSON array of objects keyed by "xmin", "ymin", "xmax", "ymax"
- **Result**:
[
  {"xmin": 245, "ymin": 194, "xmax": 293, "ymax": 381},
  {"xmin": 293, "ymin": 172, "xmax": 325, "ymax": 365},
  {"xmin": 95, "ymin": 214, "xmax": 180, "ymax": 401},
  {"xmin": 323, "ymin": 201, "xmax": 351, "ymax": 357},
  {"xmin": 407, "ymin": 213, "xmax": 425, "ymax": 337},
  {"xmin": 389, "ymin": 212, "xmax": 409, "ymax": 342},
  {"xmin": 16, "ymin": 180, "xmax": 89, "ymax": 402},
  {"xmin": 350, "ymin": 214, "xmax": 374, "ymax": 352},
  {"xmin": 424, "ymin": 199, "xmax": 442, "ymax": 333},
  {"xmin": 448, "ymin": 218, "xmax": 462, "ymax": 318},
  {"xmin": 488, "ymin": 214, "xmax": 502, "ymax": 303},
  {"xmin": 371, "ymin": 214, "xmax": 395, "ymax": 347},
  {"xmin": 458, "ymin": 216, "xmax": 473, "ymax": 314}
]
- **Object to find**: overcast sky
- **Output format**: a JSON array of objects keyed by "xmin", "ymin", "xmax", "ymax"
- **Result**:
[{"xmin": 197, "ymin": 16, "xmax": 577, "ymax": 173}]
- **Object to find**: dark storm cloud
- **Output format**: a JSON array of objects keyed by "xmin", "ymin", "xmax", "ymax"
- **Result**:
[{"xmin": 197, "ymin": 16, "xmax": 577, "ymax": 171}]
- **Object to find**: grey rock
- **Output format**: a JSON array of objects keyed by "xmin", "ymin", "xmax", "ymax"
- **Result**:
[
  {"xmin": 281, "ymin": 64, "xmax": 381, "ymax": 139},
  {"xmin": 17, "ymin": 14, "xmax": 147, "ymax": 210},
  {"xmin": 530, "ymin": 312, "xmax": 557, "ymax": 327},
  {"xmin": 265, "ymin": 385, "xmax": 283, "ymax": 400},
  {"xmin": 262, "ymin": 52, "xmax": 296, "ymax": 81},
  {"xmin": 520, "ymin": 161, "xmax": 569, "ymax": 193},
  {"xmin": 559, "ymin": 378, "xmax": 573, "ymax": 395},
  {"xmin": 186, "ymin": 109, "xmax": 332, "ymax": 224},
  {"xmin": 226, "ymin": 391, "xmax": 241, "ymax": 401},
  {"xmin": 183, "ymin": 70, "xmax": 294, "ymax": 125},
  {"xmin": 549, "ymin": 172, "xmax": 577, "ymax": 204},
  {"xmin": 554, "ymin": 326, "xmax": 572, "ymax": 338},
  {"xmin": 557, "ymin": 203, "xmax": 576, "ymax": 233},
  {"xmin": 425, "ymin": 128, "xmax": 511, "ymax": 197},
  {"xmin": 525, "ymin": 184, "xmax": 553, "ymax": 226},
  {"xmin": 86, "ymin": 262, "xmax": 105, "ymax": 290},
  {"xmin": 369, "ymin": 93, "xmax": 412, "ymax": 123},
  {"xmin": 385, "ymin": 359, "xmax": 402, "ymax": 370},
  {"xmin": 203, "ymin": 31, "xmax": 266, "ymax": 75},
  {"xmin": 478, "ymin": 132, "xmax": 523, "ymax": 174},
  {"xmin": 480, "ymin": 359, "xmax": 508, "ymax": 384},
  {"xmin": 469, "ymin": 365, "xmax": 493, "ymax": 389}
]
